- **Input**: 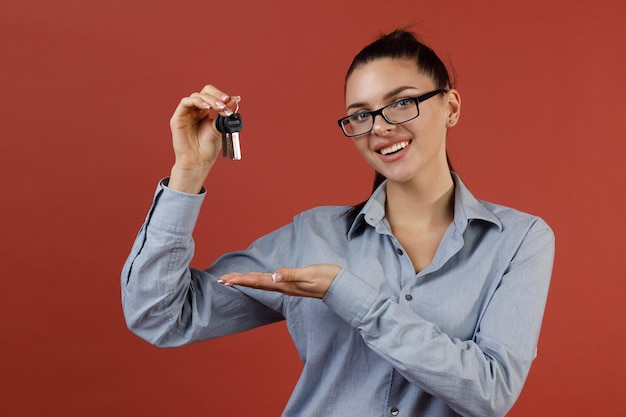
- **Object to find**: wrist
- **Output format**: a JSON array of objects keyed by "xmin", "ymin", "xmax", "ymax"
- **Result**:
[{"xmin": 168, "ymin": 164, "xmax": 211, "ymax": 194}]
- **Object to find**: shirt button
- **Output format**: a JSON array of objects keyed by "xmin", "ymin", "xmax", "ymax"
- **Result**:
[
  {"xmin": 396, "ymin": 248, "xmax": 403, "ymax": 255},
  {"xmin": 404, "ymin": 294, "xmax": 413, "ymax": 301},
  {"xmin": 391, "ymin": 407, "xmax": 399, "ymax": 416}
]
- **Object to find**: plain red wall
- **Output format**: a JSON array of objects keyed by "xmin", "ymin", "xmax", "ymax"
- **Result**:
[{"xmin": 2, "ymin": 0, "xmax": 625, "ymax": 415}]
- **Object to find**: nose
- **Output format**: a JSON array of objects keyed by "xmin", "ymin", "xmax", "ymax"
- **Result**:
[{"xmin": 371, "ymin": 113, "xmax": 395, "ymax": 136}]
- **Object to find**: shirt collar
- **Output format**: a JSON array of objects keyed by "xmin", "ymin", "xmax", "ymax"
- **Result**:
[
  {"xmin": 451, "ymin": 172, "xmax": 503, "ymax": 233},
  {"xmin": 347, "ymin": 172, "xmax": 502, "ymax": 240}
]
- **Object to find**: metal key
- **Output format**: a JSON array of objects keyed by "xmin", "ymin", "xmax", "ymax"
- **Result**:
[{"xmin": 216, "ymin": 113, "xmax": 243, "ymax": 160}]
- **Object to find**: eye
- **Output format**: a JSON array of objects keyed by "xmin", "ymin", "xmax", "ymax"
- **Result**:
[
  {"xmin": 348, "ymin": 112, "xmax": 371, "ymax": 124},
  {"xmin": 389, "ymin": 98, "xmax": 414, "ymax": 110}
]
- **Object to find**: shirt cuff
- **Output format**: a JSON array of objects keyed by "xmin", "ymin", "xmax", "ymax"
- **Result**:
[
  {"xmin": 146, "ymin": 178, "xmax": 206, "ymax": 234},
  {"xmin": 323, "ymin": 268, "xmax": 379, "ymax": 328}
]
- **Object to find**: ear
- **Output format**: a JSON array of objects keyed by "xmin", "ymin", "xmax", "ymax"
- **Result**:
[{"xmin": 446, "ymin": 89, "xmax": 461, "ymax": 126}]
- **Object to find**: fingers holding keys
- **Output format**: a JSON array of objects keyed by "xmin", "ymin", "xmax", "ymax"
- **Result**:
[
  {"xmin": 218, "ymin": 264, "xmax": 342, "ymax": 299},
  {"xmin": 171, "ymin": 85, "xmax": 239, "ymax": 131},
  {"xmin": 199, "ymin": 85, "xmax": 240, "ymax": 117},
  {"xmin": 181, "ymin": 85, "xmax": 240, "ymax": 118},
  {"xmin": 197, "ymin": 84, "xmax": 240, "ymax": 115}
]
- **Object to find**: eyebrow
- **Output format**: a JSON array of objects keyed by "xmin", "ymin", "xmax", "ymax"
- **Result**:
[{"xmin": 346, "ymin": 86, "xmax": 419, "ymax": 111}]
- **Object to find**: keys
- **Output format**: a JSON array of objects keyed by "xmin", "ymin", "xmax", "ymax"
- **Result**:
[{"xmin": 216, "ymin": 113, "xmax": 243, "ymax": 160}]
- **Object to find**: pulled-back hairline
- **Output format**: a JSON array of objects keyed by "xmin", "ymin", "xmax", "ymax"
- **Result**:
[{"xmin": 345, "ymin": 29, "xmax": 452, "ymax": 90}]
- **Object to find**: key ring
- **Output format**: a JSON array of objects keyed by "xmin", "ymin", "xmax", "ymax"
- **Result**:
[{"xmin": 233, "ymin": 98, "xmax": 240, "ymax": 114}]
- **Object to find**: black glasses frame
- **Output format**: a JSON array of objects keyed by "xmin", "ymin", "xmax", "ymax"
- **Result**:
[{"xmin": 337, "ymin": 89, "xmax": 446, "ymax": 137}]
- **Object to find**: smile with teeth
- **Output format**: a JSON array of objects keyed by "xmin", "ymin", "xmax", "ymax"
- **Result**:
[{"xmin": 378, "ymin": 140, "xmax": 411, "ymax": 155}]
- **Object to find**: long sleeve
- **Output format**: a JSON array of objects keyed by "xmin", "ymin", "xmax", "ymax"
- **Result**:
[
  {"xmin": 121, "ymin": 181, "xmax": 285, "ymax": 347},
  {"xmin": 323, "ymin": 216, "xmax": 555, "ymax": 417}
]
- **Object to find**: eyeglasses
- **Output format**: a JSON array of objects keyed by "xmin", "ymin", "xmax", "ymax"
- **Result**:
[{"xmin": 337, "ymin": 89, "xmax": 446, "ymax": 137}]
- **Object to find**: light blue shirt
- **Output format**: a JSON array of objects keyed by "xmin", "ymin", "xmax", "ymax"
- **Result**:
[{"xmin": 121, "ymin": 173, "xmax": 554, "ymax": 417}]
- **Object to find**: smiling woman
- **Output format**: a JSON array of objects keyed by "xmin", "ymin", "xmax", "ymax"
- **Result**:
[{"xmin": 121, "ymin": 29, "xmax": 554, "ymax": 417}]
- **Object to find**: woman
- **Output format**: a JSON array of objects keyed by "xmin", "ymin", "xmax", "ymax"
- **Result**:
[{"xmin": 122, "ymin": 30, "xmax": 554, "ymax": 417}]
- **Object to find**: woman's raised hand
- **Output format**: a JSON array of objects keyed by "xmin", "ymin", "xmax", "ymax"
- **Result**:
[{"xmin": 168, "ymin": 85, "xmax": 240, "ymax": 194}]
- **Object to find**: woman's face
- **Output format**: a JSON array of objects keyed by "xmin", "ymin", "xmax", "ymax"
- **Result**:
[{"xmin": 344, "ymin": 57, "xmax": 460, "ymax": 185}]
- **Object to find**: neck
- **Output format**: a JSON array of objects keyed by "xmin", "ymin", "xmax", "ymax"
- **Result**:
[{"xmin": 385, "ymin": 171, "xmax": 455, "ymax": 229}]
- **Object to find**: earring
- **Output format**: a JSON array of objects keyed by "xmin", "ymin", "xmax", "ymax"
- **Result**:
[{"xmin": 449, "ymin": 119, "xmax": 455, "ymax": 124}]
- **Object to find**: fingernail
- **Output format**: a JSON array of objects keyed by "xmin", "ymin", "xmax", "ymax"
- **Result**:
[
  {"xmin": 219, "ymin": 94, "xmax": 229, "ymax": 101},
  {"xmin": 271, "ymin": 273, "xmax": 282, "ymax": 283},
  {"xmin": 202, "ymin": 102, "xmax": 211, "ymax": 109},
  {"xmin": 218, "ymin": 279, "xmax": 225, "ymax": 284},
  {"xmin": 214, "ymin": 101, "xmax": 225, "ymax": 109},
  {"xmin": 224, "ymin": 109, "xmax": 233, "ymax": 116}
]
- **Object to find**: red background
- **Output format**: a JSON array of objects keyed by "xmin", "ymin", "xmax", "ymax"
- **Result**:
[{"xmin": 2, "ymin": 0, "xmax": 625, "ymax": 415}]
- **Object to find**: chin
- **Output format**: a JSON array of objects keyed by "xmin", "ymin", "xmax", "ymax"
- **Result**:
[
  {"xmin": 384, "ymin": 175, "xmax": 417, "ymax": 185},
  {"xmin": 376, "ymin": 168, "xmax": 417, "ymax": 184}
]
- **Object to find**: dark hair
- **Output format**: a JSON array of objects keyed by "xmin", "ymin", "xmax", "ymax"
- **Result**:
[
  {"xmin": 344, "ymin": 29, "xmax": 456, "ymax": 224},
  {"xmin": 345, "ymin": 29, "xmax": 453, "ymax": 92}
]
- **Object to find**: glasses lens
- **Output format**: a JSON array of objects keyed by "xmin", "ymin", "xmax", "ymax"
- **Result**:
[
  {"xmin": 383, "ymin": 99, "xmax": 418, "ymax": 123},
  {"xmin": 342, "ymin": 113, "xmax": 373, "ymax": 136}
]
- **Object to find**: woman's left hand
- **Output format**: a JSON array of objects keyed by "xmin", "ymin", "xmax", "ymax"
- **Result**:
[{"xmin": 218, "ymin": 264, "xmax": 341, "ymax": 299}]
